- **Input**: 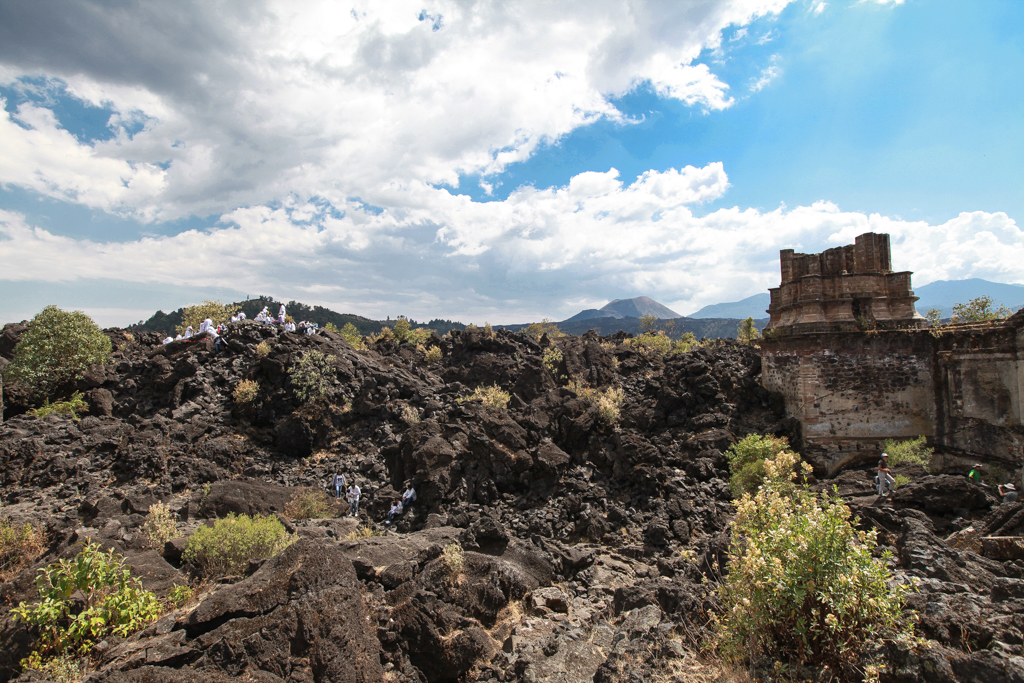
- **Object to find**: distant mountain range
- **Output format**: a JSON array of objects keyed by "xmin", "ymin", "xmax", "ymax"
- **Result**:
[{"xmin": 687, "ymin": 278, "xmax": 1024, "ymax": 320}]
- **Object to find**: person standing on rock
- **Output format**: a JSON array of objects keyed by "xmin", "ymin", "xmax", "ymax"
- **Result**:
[
  {"xmin": 999, "ymin": 483, "xmax": 1017, "ymax": 504},
  {"xmin": 969, "ymin": 463, "xmax": 984, "ymax": 485},
  {"xmin": 877, "ymin": 453, "xmax": 895, "ymax": 497},
  {"xmin": 279, "ymin": 304, "xmax": 286, "ymax": 324},
  {"xmin": 333, "ymin": 471, "xmax": 346, "ymax": 500},
  {"xmin": 347, "ymin": 482, "xmax": 361, "ymax": 517}
]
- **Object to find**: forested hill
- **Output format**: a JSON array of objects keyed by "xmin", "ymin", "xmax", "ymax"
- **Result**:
[
  {"xmin": 499, "ymin": 316, "xmax": 769, "ymax": 339},
  {"xmin": 129, "ymin": 296, "xmax": 466, "ymax": 337}
]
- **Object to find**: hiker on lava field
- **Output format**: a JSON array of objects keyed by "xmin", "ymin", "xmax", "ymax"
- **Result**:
[{"xmin": 876, "ymin": 453, "xmax": 895, "ymax": 497}]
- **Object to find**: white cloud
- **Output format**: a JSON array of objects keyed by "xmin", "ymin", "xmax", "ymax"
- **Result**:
[
  {"xmin": 2, "ymin": 165, "xmax": 1020, "ymax": 324},
  {"xmin": 0, "ymin": 0, "xmax": 795, "ymax": 222},
  {"xmin": 750, "ymin": 56, "xmax": 781, "ymax": 92},
  {"xmin": 813, "ymin": 2, "xmax": 828, "ymax": 16}
]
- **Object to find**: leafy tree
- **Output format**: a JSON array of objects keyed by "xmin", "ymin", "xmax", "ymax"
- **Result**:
[
  {"xmin": 4, "ymin": 306, "xmax": 112, "ymax": 402},
  {"xmin": 925, "ymin": 308, "xmax": 943, "ymax": 327},
  {"xmin": 717, "ymin": 451, "xmax": 914, "ymax": 676},
  {"xmin": 951, "ymin": 295, "xmax": 1013, "ymax": 323},
  {"xmin": 638, "ymin": 314, "xmax": 659, "ymax": 334},
  {"xmin": 525, "ymin": 319, "xmax": 564, "ymax": 340},
  {"xmin": 393, "ymin": 316, "xmax": 412, "ymax": 342},
  {"xmin": 737, "ymin": 316, "xmax": 762, "ymax": 345},
  {"xmin": 288, "ymin": 349, "xmax": 334, "ymax": 403},
  {"xmin": 339, "ymin": 322, "xmax": 366, "ymax": 350},
  {"xmin": 177, "ymin": 300, "xmax": 233, "ymax": 335}
]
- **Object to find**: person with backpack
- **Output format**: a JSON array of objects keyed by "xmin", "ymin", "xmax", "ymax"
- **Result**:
[
  {"xmin": 333, "ymin": 471, "xmax": 346, "ymax": 499},
  {"xmin": 347, "ymin": 482, "xmax": 361, "ymax": 517}
]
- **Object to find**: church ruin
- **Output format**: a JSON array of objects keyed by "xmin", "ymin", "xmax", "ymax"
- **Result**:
[{"xmin": 760, "ymin": 232, "xmax": 1024, "ymax": 474}]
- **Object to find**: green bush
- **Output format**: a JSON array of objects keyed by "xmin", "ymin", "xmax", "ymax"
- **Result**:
[
  {"xmin": 339, "ymin": 322, "xmax": 366, "ymax": 349},
  {"xmin": 289, "ymin": 349, "xmax": 334, "ymax": 403},
  {"xmin": 166, "ymin": 583, "xmax": 195, "ymax": 608},
  {"xmin": 725, "ymin": 433, "xmax": 793, "ymax": 497},
  {"xmin": 881, "ymin": 436, "xmax": 933, "ymax": 471},
  {"xmin": 566, "ymin": 375, "xmax": 624, "ymax": 426},
  {"xmin": 12, "ymin": 542, "xmax": 161, "ymax": 659},
  {"xmin": 21, "ymin": 653, "xmax": 80, "ymax": 683},
  {"xmin": 4, "ymin": 306, "xmax": 112, "ymax": 401},
  {"xmin": 424, "ymin": 345, "xmax": 443, "ymax": 364},
  {"xmin": 458, "ymin": 384, "xmax": 511, "ymax": 409},
  {"xmin": 951, "ymin": 295, "xmax": 1013, "ymax": 323},
  {"xmin": 0, "ymin": 516, "xmax": 44, "ymax": 582},
  {"xmin": 893, "ymin": 474, "xmax": 912, "ymax": 490},
  {"xmin": 671, "ymin": 332, "xmax": 699, "ymax": 354},
  {"xmin": 542, "ymin": 347, "xmax": 564, "ymax": 378},
  {"xmin": 639, "ymin": 314, "xmax": 659, "ymax": 334},
  {"xmin": 177, "ymin": 300, "xmax": 233, "ymax": 335},
  {"xmin": 716, "ymin": 451, "xmax": 915, "ymax": 676},
  {"xmin": 28, "ymin": 392, "xmax": 88, "ymax": 421},
  {"xmin": 625, "ymin": 331, "xmax": 672, "ymax": 358},
  {"xmin": 182, "ymin": 513, "xmax": 293, "ymax": 577}
]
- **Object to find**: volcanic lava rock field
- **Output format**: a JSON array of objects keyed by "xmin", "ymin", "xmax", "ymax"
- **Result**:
[{"xmin": 1, "ymin": 322, "xmax": 1023, "ymax": 682}]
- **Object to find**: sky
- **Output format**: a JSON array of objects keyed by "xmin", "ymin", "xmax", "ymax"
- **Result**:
[{"xmin": 0, "ymin": 0, "xmax": 1022, "ymax": 327}]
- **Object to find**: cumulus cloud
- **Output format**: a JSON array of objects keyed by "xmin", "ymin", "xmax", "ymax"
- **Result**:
[
  {"xmin": 2, "ymin": 164, "xmax": 1020, "ymax": 323},
  {"xmin": 0, "ymin": 0, "xmax": 795, "ymax": 222}
]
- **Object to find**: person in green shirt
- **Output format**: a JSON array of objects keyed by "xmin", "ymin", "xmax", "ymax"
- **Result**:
[{"xmin": 968, "ymin": 464, "xmax": 984, "ymax": 484}]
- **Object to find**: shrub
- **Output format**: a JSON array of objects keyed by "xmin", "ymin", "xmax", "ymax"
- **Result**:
[
  {"xmin": 176, "ymin": 300, "xmax": 233, "ymax": 335},
  {"xmin": 542, "ymin": 347, "xmax": 564, "ymax": 378},
  {"xmin": 925, "ymin": 308, "xmax": 943, "ymax": 327},
  {"xmin": 951, "ymin": 295, "xmax": 1013, "ymax": 323},
  {"xmin": 142, "ymin": 502, "xmax": 178, "ymax": 546},
  {"xmin": 324, "ymin": 322, "xmax": 340, "ymax": 333},
  {"xmin": 393, "ymin": 317, "xmax": 412, "ymax": 342},
  {"xmin": 567, "ymin": 375, "xmax": 623, "ymax": 426},
  {"xmin": 4, "ymin": 306, "xmax": 112, "ymax": 401},
  {"xmin": 639, "ymin": 314, "xmax": 659, "ymax": 334},
  {"xmin": 21, "ymin": 653, "xmax": 80, "ymax": 683},
  {"xmin": 424, "ymin": 345, "xmax": 442, "ymax": 364},
  {"xmin": 716, "ymin": 451, "xmax": 915, "ymax": 676},
  {"xmin": 893, "ymin": 474, "xmax": 912, "ymax": 490},
  {"xmin": 406, "ymin": 327, "xmax": 432, "ymax": 345},
  {"xmin": 233, "ymin": 379, "xmax": 260, "ymax": 404},
  {"xmin": 442, "ymin": 542, "xmax": 465, "ymax": 577},
  {"xmin": 0, "ymin": 516, "xmax": 44, "ymax": 582},
  {"xmin": 28, "ymin": 392, "xmax": 88, "ymax": 421},
  {"xmin": 340, "ymin": 322, "xmax": 366, "ymax": 349},
  {"xmin": 400, "ymin": 404, "xmax": 421, "ymax": 426},
  {"xmin": 881, "ymin": 436, "xmax": 933, "ymax": 471},
  {"xmin": 525, "ymin": 319, "xmax": 564, "ymax": 340},
  {"xmin": 289, "ymin": 349, "xmax": 334, "ymax": 403},
  {"xmin": 458, "ymin": 384, "xmax": 511, "ymax": 409},
  {"xmin": 12, "ymin": 542, "xmax": 161, "ymax": 659},
  {"xmin": 285, "ymin": 488, "xmax": 336, "ymax": 520},
  {"xmin": 671, "ymin": 332, "xmax": 699, "ymax": 355},
  {"xmin": 255, "ymin": 340, "xmax": 271, "ymax": 357},
  {"xmin": 625, "ymin": 331, "xmax": 672, "ymax": 358},
  {"xmin": 725, "ymin": 433, "xmax": 793, "ymax": 497},
  {"xmin": 345, "ymin": 525, "xmax": 383, "ymax": 540},
  {"xmin": 166, "ymin": 583, "xmax": 195, "ymax": 608},
  {"xmin": 182, "ymin": 513, "xmax": 293, "ymax": 577},
  {"xmin": 737, "ymin": 317, "xmax": 762, "ymax": 345}
]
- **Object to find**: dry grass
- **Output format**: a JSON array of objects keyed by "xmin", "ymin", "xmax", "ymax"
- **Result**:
[
  {"xmin": 344, "ymin": 525, "xmax": 383, "ymax": 541},
  {"xmin": 0, "ymin": 516, "xmax": 44, "ymax": 582}
]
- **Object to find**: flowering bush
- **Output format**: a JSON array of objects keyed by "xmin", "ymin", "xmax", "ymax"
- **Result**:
[
  {"xmin": 725, "ymin": 433, "xmax": 792, "ymax": 496},
  {"xmin": 716, "ymin": 451, "xmax": 915, "ymax": 676}
]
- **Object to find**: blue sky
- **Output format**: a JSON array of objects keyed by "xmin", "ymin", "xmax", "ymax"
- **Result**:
[{"xmin": 0, "ymin": 0, "xmax": 1022, "ymax": 326}]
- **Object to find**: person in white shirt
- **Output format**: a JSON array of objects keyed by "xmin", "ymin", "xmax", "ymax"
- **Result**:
[
  {"xmin": 347, "ymin": 483, "xmax": 361, "ymax": 517},
  {"xmin": 333, "ymin": 471, "xmax": 346, "ymax": 499},
  {"xmin": 278, "ymin": 304, "xmax": 286, "ymax": 323},
  {"xmin": 183, "ymin": 325, "xmax": 194, "ymax": 339},
  {"xmin": 162, "ymin": 336, "xmax": 174, "ymax": 344},
  {"xmin": 401, "ymin": 484, "xmax": 417, "ymax": 508},
  {"xmin": 386, "ymin": 499, "xmax": 403, "ymax": 524}
]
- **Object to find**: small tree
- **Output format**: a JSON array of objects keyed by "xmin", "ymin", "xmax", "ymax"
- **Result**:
[
  {"xmin": 925, "ymin": 308, "xmax": 943, "ymax": 327},
  {"xmin": 339, "ymin": 322, "xmax": 366, "ymax": 350},
  {"xmin": 4, "ymin": 306, "xmax": 112, "ymax": 401},
  {"xmin": 177, "ymin": 300, "xmax": 233, "ymax": 335},
  {"xmin": 289, "ymin": 349, "xmax": 334, "ymax": 403},
  {"xmin": 737, "ymin": 317, "xmax": 761, "ymax": 345},
  {"xmin": 393, "ymin": 317, "xmax": 412, "ymax": 343},
  {"xmin": 525, "ymin": 319, "xmax": 563, "ymax": 340},
  {"xmin": 951, "ymin": 295, "xmax": 1013, "ymax": 323},
  {"xmin": 638, "ymin": 314, "xmax": 659, "ymax": 334}
]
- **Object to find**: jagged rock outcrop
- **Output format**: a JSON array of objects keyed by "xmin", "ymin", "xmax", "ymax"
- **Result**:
[{"xmin": 1, "ymin": 320, "xmax": 1022, "ymax": 682}]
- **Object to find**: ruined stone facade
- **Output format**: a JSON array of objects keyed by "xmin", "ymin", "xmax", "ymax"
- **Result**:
[
  {"xmin": 761, "ymin": 233, "xmax": 1024, "ymax": 474},
  {"xmin": 765, "ymin": 232, "xmax": 925, "ymax": 335}
]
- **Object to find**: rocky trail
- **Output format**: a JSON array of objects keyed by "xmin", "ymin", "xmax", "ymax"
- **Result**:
[{"xmin": 1, "ymin": 321, "xmax": 1023, "ymax": 682}]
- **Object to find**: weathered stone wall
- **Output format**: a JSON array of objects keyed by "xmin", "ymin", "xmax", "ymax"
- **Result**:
[
  {"xmin": 762, "ymin": 331, "xmax": 937, "ymax": 474},
  {"xmin": 763, "ymin": 313, "xmax": 1024, "ymax": 474}
]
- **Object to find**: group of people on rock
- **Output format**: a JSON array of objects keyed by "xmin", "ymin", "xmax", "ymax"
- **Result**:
[
  {"xmin": 877, "ymin": 454, "xmax": 1018, "ymax": 504},
  {"xmin": 162, "ymin": 303, "xmax": 323, "ymax": 345},
  {"xmin": 331, "ymin": 470, "xmax": 416, "ymax": 523}
]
